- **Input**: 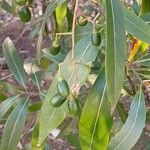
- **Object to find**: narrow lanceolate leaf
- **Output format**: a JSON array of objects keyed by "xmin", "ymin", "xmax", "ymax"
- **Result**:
[
  {"xmin": 106, "ymin": 0, "xmax": 126, "ymax": 108},
  {"xmin": 2, "ymin": 37, "xmax": 27, "ymax": 87},
  {"xmin": 108, "ymin": 88, "xmax": 146, "ymax": 150},
  {"xmin": 0, "ymin": 95, "xmax": 19, "ymax": 121},
  {"xmin": 140, "ymin": 0, "xmax": 150, "ymax": 15},
  {"xmin": 37, "ymin": 0, "xmax": 66, "ymax": 62},
  {"xmin": 123, "ymin": 6, "xmax": 150, "ymax": 43},
  {"xmin": 31, "ymin": 124, "xmax": 44, "ymax": 150},
  {"xmin": 0, "ymin": 0, "xmax": 15, "ymax": 14},
  {"xmin": 128, "ymin": 39, "xmax": 142, "ymax": 62},
  {"xmin": 38, "ymin": 79, "xmax": 67, "ymax": 145},
  {"xmin": 79, "ymin": 70, "xmax": 112, "ymax": 150},
  {"xmin": 55, "ymin": 1, "xmax": 67, "ymax": 31},
  {"xmin": 136, "ymin": 53, "xmax": 150, "ymax": 66},
  {"xmin": 0, "ymin": 98, "xmax": 29, "ymax": 150}
]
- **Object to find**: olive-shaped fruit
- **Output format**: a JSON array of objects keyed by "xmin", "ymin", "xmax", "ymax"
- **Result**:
[
  {"xmin": 50, "ymin": 94, "xmax": 66, "ymax": 107},
  {"xmin": 68, "ymin": 99, "xmax": 80, "ymax": 116},
  {"xmin": 15, "ymin": 0, "xmax": 27, "ymax": 5},
  {"xmin": 91, "ymin": 31, "xmax": 101, "ymax": 46},
  {"xmin": 57, "ymin": 79, "xmax": 69, "ymax": 98},
  {"xmin": 78, "ymin": 16, "xmax": 88, "ymax": 26},
  {"xmin": 18, "ymin": 6, "xmax": 31, "ymax": 23},
  {"xmin": 50, "ymin": 40, "xmax": 61, "ymax": 55}
]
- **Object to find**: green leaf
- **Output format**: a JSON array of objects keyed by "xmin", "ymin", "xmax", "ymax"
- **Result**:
[
  {"xmin": 136, "ymin": 53, "xmax": 150, "ymax": 66},
  {"xmin": 123, "ymin": 6, "xmax": 150, "ymax": 43},
  {"xmin": 38, "ymin": 78, "xmax": 68, "ymax": 145},
  {"xmin": 31, "ymin": 124, "xmax": 44, "ymax": 150},
  {"xmin": 0, "ymin": 0, "xmax": 15, "ymax": 14},
  {"xmin": 60, "ymin": 33, "xmax": 99, "ymax": 86},
  {"xmin": 79, "ymin": 70, "xmax": 112, "ymax": 150},
  {"xmin": 36, "ymin": 0, "xmax": 66, "ymax": 62},
  {"xmin": 105, "ymin": 0, "xmax": 126, "ymax": 108},
  {"xmin": 55, "ymin": 1, "xmax": 67, "ymax": 31},
  {"xmin": 140, "ymin": 0, "xmax": 150, "ymax": 15},
  {"xmin": 108, "ymin": 87, "xmax": 146, "ymax": 150},
  {"xmin": 2, "ymin": 37, "xmax": 27, "ymax": 88},
  {"xmin": 0, "ymin": 98, "xmax": 29, "ymax": 150},
  {"xmin": 0, "ymin": 95, "xmax": 19, "ymax": 121}
]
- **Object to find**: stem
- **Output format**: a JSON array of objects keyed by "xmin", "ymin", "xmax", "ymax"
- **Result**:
[
  {"xmin": 130, "ymin": 65, "xmax": 143, "ymax": 85},
  {"xmin": 72, "ymin": 0, "xmax": 79, "ymax": 59}
]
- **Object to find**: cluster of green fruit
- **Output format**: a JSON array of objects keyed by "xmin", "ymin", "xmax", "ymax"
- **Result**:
[
  {"xmin": 77, "ymin": 15, "xmax": 101, "ymax": 46},
  {"xmin": 50, "ymin": 78, "xmax": 80, "ymax": 116},
  {"xmin": 49, "ymin": 15, "xmax": 102, "ymax": 56},
  {"xmin": 15, "ymin": 0, "xmax": 32, "ymax": 22}
]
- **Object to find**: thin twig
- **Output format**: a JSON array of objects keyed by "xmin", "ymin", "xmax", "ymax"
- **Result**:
[
  {"xmin": 72, "ymin": 0, "xmax": 79, "ymax": 59},
  {"xmin": 0, "ymin": 74, "xmax": 13, "ymax": 81}
]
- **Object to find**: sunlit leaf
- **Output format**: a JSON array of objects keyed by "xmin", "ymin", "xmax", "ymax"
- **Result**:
[{"xmin": 79, "ymin": 70, "xmax": 112, "ymax": 150}]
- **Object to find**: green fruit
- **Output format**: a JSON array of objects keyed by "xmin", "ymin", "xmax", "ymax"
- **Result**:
[
  {"xmin": 91, "ymin": 31, "xmax": 101, "ymax": 46},
  {"xmin": 78, "ymin": 16, "xmax": 88, "ymax": 26},
  {"xmin": 15, "ymin": 0, "xmax": 27, "ymax": 5},
  {"xmin": 68, "ymin": 99, "xmax": 80, "ymax": 116},
  {"xmin": 18, "ymin": 6, "xmax": 31, "ymax": 23},
  {"xmin": 50, "ymin": 40, "xmax": 61, "ymax": 55},
  {"xmin": 50, "ymin": 94, "xmax": 66, "ymax": 107},
  {"xmin": 57, "ymin": 79, "xmax": 69, "ymax": 98}
]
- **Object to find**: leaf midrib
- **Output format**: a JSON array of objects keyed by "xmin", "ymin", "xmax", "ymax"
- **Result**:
[
  {"xmin": 89, "ymin": 84, "xmax": 107, "ymax": 150},
  {"xmin": 113, "ymin": 91, "xmax": 142, "ymax": 150},
  {"xmin": 6, "ymin": 99, "xmax": 28, "ymax": 150}
]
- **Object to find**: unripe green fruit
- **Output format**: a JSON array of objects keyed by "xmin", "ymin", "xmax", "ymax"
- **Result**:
[
  {"xmin": 50, "ymin": 40, "xmax": 61, "ymax": 55},
  {"xmin": 91, "ymin": 31, "xmax": 101, "ymax": 46},
  {"xmin": 68, "ymin": 99, "xmax": 80, "ymax": 116},
  {"xmin": 50, "ymin": 94, "xmax": 66, "ymax": 107},
  {"xmin": 18, "ymin": 6, "xmax": 31, "ymax": 23},
  {"xmin": 78, "ymin": 16, "xmax": 88, "ymax": 26},
  {"xmin": 15, "ymin": 0, "xmax": 27, "ymax": 5},
  {"xmin": 57, "ymin": 79, "xmax": 69, "ymax": 98}
]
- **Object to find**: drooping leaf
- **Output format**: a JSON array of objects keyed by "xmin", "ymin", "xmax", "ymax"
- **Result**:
[
  {"xmin": 0, "ymin": 95, "xmax": 19, "ymax": 121},
  {"xmin": 79, "ymin": 70, "xmax": 112, "ymax": 150},
  {"xmin": 31, "ymin": 71, "xmax": 41, "ymax": 90},
  {"xmin": 31, "ymin": 124, "xmax": 44, "ymax": 150},
  {"xmin": 108, "ymin": 88, "xmax": 146, "ymax": 150},
  {"xmin": 105, "ymin": 0, "xmax": 126, "ymax": 108},
  {"xmin": 36, "ymin": 0, "xmax": 66, "ymax": 62},
  {"xmin": 123, "ymin": 6, "xmax": 150, "ymax": 43},
  {"xmin": 0, "ymin": 98, "xmax": 29, "ymax": 150},
  {"xmin": 2, "ymin": 37, "xmax": 27, "ymax": 88}
]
